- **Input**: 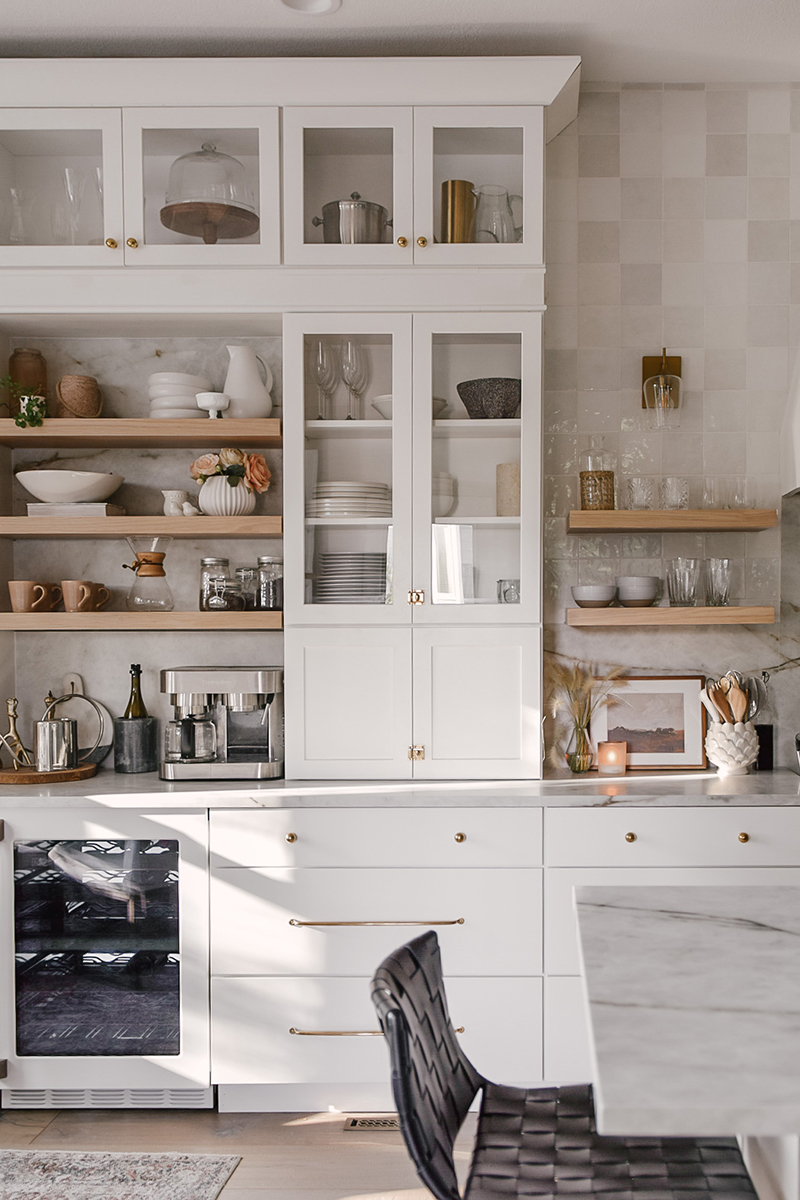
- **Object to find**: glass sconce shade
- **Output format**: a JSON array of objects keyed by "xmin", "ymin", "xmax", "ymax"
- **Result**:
[
  {"xmin": 160, "ymin": 142, "xmax": 259, "ymax": 244},
  {"xmin": 643, "ymin": 371, "xmax": 682, "ymax": 429}
]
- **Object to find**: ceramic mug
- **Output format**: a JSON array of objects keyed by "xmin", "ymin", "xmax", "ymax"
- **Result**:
[
  {"xmin": 89, "ymin": 582, "xmax": 111, "ymax": 610},
  {"xmin": 42, "ymin": 583, "xmax": 63, "ymax": 610},
  {"xmin": 9, "ymin": 580, "xmax": 49, "ymax": 612},
  {"xmin": 61, "ymin": 579, "xmax": 94, "ymax": 612}
]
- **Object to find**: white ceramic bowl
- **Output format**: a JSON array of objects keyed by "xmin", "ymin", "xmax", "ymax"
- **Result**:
[
  {"xmin": 371, "ymin": 396, "xmax": 392, "ymax": 420},
  {"xmin": 615, "ymin": 575, "xmax": 660, "ymax": 589},
  {"xmin": 433, "ymin": 495, "xmax": 455, "ymax": 518},
  {"xmin": 433, "ymin": 398, "xmax": 449, "ymax": 418},
  {"xmin": 571, "ymin": 584, "xmax": 616, "ymax": 608},
  {"xmin": 149, "ymin": 408, "xmax": 207, "ymax": 419},
  {"xmin": 17, "ymin": 469, "xmax": 124, "ymax": 504},
  {"xmin": 148, "ymin": 383, "xmax": 208, "ymax": 400},
  {"xmin": 148, "ymin": 372, "xmax": 211, "ymax": 390}
]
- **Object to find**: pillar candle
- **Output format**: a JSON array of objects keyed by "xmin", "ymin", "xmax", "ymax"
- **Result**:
[{"xmin": 597, "ymin": 741, "xmax": 627, "ymax": 775}]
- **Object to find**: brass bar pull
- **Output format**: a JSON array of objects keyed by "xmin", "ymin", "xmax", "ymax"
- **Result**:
[
  {"xmin": 289, "ymin": 1027, "xmax": 384, "ymax": 1037},
  {"xmin": 289, "ymin": 917, "xmax": 465, "ymax": 927}
]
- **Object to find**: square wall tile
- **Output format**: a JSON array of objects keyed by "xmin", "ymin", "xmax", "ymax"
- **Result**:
[
  {"xmin": 578, "ymin": 91, "xmax": 620, "ymax": 135},
  {"xmin": 746, "ymin": 431, "xmax": 781, "ymax": 476},
  {"xmin": 705, "ymin": 177, "xmax": 747, "ymax": 219},
  {"xmin": 745, "ymin": 389, "xmax": 787, "ymax": 432},
  {"xmin": 705, "ymin": 347, "xmax": 746, "ymax": 388},
  {"xmin": 663, "ymin": 305, "xmax": 705, "ymax": 346},
  {"xmin": 621, "ymin": 263, "xmax": 662, "ymax": 305},
  {"xmin": 544, "ymin": 518, "xmax": 578, "ymax": 560},
  {"xmin": 546, "ymin": 220, "xmax": 578, "ymax": 263},
  {"xmin": 622, "ymin": 177, "xmax": 662, "ymax": 219},
  {"xmin": 702, "ymin": 431, "xmax": 746, "ymax": 473},
  {"xmin": 748, "ymin": 178, "xmax": 789, "ymax": 219},
  {"xmin": 546, "ymin": 133, "xmax": 578, "ymax": 179},
  {"xmin": 544, "ymin": 390, "xmax": 578, "ymax": 434},
  {"xmin": 704, "ymin": 220, "xmax": 748, "ymax": 261},
  {"xmin": 620, "ymin": 134, "xmax": 663, "ymax": 177},
  {"xmin": 791, "ymin": 90, "xmax": 800, "ymax": 133},
  {"xmin": 748, "ymin": 220, "xmax": 790, "ymax": 261},
  {"xmin": 547, "ymin": 178, "xmax": 578, "ymax": 223},
  {"xmin": 621, "ymin": 87, "xmax": 662, "ymax": 133},
  {"xmin": 746, "ymin": 345, "xmax": 789, "ymax": 389},
  {"xmin": 703, "ymin": 390, "xmax": 746, "ymax": 430},
  {"xmin": 791, "ymin": 263, "xmax": 800, "ymax": 304},
  {"xmin": 578, "ymin": 306, "xmax": 621, "ymax": 347},
  {"xmin": 619, "ymin": 432, "xmax": 663, "ymax": 474},
  {"xmin": 578, "ymin": 178, "xmax": 621, "ymax": 221},
  {"xmin": 791, "ymin": 219, "xmax": 800, "ymax": 259},
  {"xmin": 663, "ymin": 178, "xmax": 705, "ymax": 219},
  {"xmin": 545, "ymin": 263, "xmax": 578, "ymax": 306},
  {"xmin": 662, "ymin": 262, "xmax": 704, "ymax": 306},
  {"xmin": 619, "ymin": 305, "xmax": 662, "ymax": 347},
  {"xmin": 748, "ymin": 134, "xmax": 790, "ymax": 178},
  {"xmin": 706, "ymin": 134, "xmax": 748, "ymax": 176},
  {"xmin": 620, "ymin": 219, "xmax": 662, "ymax": 262},
  {"xmin": 706, "ymin": 91, "xmax": 748, "ymax": 133},
  {"xmin": 578, "ymin": 263, "xmax": 620, "ymax": 305},
  {"xmin": 544, "ymin": 348, "xmax": 578, "ymax": 391},
  {"xmin": 662, "ymin": 135, "xmax": 705, "ymax": 178},
  {"xmin": 579, "ymin": 135, "xmax": 621, "ymax": 177},
  {"xmin": 662, "ymin": 89, "xmax": 706, "ymax": 133},
  {"xmin": 578, "ymin": 220, "xmax": 620, "ymax": 262},
  {"xmin": 577, "ymin": 348, "xmax": 620, "ymax": 390},
  {"xmin": 661, "ymin": 432, "xmax": 704, "ymax": 474},
  {"xmin": 704, "ymin": 306, "xmax": 747, "ymax": 349},
  {"xmin": 747, "ymin": 305, "xmax": 789, "ymax": 346},
  {"xmin": 577, "ymin": 390, "xmax": 621, "ymax": 432},
  {"xmin": 544, "ymin": 434, "xmax": 579, "ymax": 474},
  {"xmin": 704, "ymin": 262, "xmax": 747, "ymax": 304},
  {"xmin": 663, "ymin": 219, "xmax": 704, "ymax": 262},
  {"xmin": 544, "ymin": 306, "xmax": 578, "ymax": 349},
  {"xmin": 748, "ymin": 88, "xmax": 791, "ymax": 132}
]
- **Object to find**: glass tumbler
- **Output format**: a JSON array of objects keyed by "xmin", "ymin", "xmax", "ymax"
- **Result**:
[
  {"xmin": 626, "ymin": 475, "xmax": 654, "ymax": 510},
  {"xmin": 705, "ymin": 558, "xmax": 731, "ymax": 606},
  {"xmin": 660, "ymin": 475, "xmax": 689, "ymax": 510},
  {"xmin": 666, "ymin": 557, "xmax": 700, "ymax": 607}
]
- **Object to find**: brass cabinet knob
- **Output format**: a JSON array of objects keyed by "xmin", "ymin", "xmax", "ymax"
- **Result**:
[
  {"xmin": 105, "ymin": 238, "xmax": 118, "ymax": 249},
  {"xmin": 396, "ymin": 236, "xmax": 408, "ymax": 248},
  {"xmin": 624, "ymin": 832, "xmax": 637, "ymax": 843},
  {"xmin": 126, "ymin": 237, "xmax": 139, "ymax": 249},
  {"xmin": 417, "ymin": 236, "xmax": 428, "ymax": 247},
  {"xmin": 454, "ymin": 832, "xmax": 466, "ymax": 843},
  {"xmin": 738, "ymin": 832, "xmax": 749, "ymax": 843},
  {"xmin": 285, "ymin": 832, "xmax": 298, "ymax": 843}
]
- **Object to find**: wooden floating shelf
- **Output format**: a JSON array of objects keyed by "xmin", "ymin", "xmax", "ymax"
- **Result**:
[
  {"xmin": 0, "ymin": 418, "xmax": 281, "ymax": 449},
  {"xmin": 567, "ymin": 606, "xmax": 775, "ymax": 627},
  {"xmin": 0, "ymin": 611, "xmax": 284, "ymax": 631},
  {"xmin": 567, "ymin": 509, "xmax": 778, "ymax": 533},
  {"xmin": 0, "ymin": 516, "xmax": 283, "ymax": 539}
]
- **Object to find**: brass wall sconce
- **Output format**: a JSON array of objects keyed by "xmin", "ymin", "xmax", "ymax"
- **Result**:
[{"xmin": 642, "ymin": 347, "xmax": 682, "ymax": 429}]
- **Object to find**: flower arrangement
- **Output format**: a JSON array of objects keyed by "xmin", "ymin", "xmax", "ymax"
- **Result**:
[
  {"xmin": 0, "ymin": 376, "xmax": 47, "ymax": 428},
  {"xmin": 546, "ymin": 660, "xmax": 628, "ymax": 773},
  {"xmin": 189, "ymin": 448, "xmax": 271, "ymax": 493}
]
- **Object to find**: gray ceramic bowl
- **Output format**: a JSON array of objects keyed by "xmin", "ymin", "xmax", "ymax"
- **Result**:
[{"xmin": 456, "ymin": 377, "xmax": 521, "ymax": 419}]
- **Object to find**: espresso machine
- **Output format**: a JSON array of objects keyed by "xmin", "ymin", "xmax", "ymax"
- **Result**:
[{"xmin": 159, "ymin": 666, "xmax": 284, "ymax": 780}]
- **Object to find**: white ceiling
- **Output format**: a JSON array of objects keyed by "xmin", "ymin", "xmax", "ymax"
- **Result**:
[{"xmin": 2, "ymin": 0, "xmax": 800, "ymax": 82}]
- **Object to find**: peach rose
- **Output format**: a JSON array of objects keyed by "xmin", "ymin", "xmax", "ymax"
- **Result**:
[
  {"xmin": 244, "ymin": 452, "xmax": 271, "ymax": 494},
  {"xmin": 190, "ymin": 452, "xmax": 219, "ymax": 481},
  {"xmin": 218, "ymin": 447, "xmax": 245, "ymax": 468}
]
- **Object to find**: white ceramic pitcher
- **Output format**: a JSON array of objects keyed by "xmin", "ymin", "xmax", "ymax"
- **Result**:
[{"xmin": 223, "ymin": 345, "xmax": 274, "ymax": 418}]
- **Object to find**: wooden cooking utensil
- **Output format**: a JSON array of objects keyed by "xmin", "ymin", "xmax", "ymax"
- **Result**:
[
  {"xmin": 728, "ymin": 684, "xmax": 748, "ymax": 723},
  {"xmin": 708, "ymin": 683, "xmax": 733, "ymax": 723}
]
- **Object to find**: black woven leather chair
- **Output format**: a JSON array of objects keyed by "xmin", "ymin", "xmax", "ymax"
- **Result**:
[{"xmin": 371, "ymin": 931, "xmax": 757, "ymax": 1200}]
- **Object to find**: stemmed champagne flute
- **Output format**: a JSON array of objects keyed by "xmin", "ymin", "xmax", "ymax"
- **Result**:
[
  {"xmin": 310, "ymin": 339, "xmax": 338, "ymax": 420},
  {"xmin": 341, "ymin": 340, "xmax": 368, "ymax": 421}
]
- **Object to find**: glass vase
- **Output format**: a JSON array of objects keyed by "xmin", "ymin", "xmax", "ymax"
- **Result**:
[{"xmin": 565, "ymin": 725, "xmax": 594, "ymax": 773}]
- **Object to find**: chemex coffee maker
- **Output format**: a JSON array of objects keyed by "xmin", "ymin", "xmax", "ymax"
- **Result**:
[{"xmin": 159, "ymin": 666, "xmax": 284, "ymax": 780}]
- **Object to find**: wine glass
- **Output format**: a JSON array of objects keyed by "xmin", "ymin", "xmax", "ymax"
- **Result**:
[
  {"xmin": 341, "ymin": 340, "xmax": 369, "ymax": 421},
  {"xmin": 310, "ymin": 339, "xmax": 338, "ymax": 420},
  {"xmin": 62, "ymin": 167, "xmax": 86, "ymax": 246}
]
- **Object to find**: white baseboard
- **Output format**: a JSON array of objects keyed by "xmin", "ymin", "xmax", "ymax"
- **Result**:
[{"xmin": 217, "ymin": 1083, "xmax": 395, "ymax": 1112}]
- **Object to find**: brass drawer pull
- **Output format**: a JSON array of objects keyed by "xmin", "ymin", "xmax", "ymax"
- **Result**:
[
  {"xmin": 285, "ymin": 832, "xmax": 297, "ymax": 843},
  {"xmin": 738, "ymin": 832, "xmax": 749, "ymax": 843},
  {"xmin": 417, "ymin": 235, "xmax": 428, "ymax": 247},
  {"xmin": 397, "ymin": 236, "xmax": 408, "ymax": 247},
  {"xmin": 624, "ymin": 832, "xmax": 637, "ymax": 843},
  {"xmin": 454, "ymin": 832, "xmax": 467, "ymax": 843},
  {"xmin": 289, "ymin": 1027, "xmax": 384, "ymax": 1037},
  {"xmin": 289, "ymin": 918, "xmax": 465, "ymax": 927},
  {"xmin": 105, "ymin": 237, "xmax": 118, "ymax": 249}
]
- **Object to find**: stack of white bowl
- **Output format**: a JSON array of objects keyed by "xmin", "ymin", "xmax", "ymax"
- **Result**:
[
  {"xmin": 615, "ymin": 574, "xmax": 660, "ymax": 608},
  {"xmin": 148, "ymin": 372, "xmax": 211, "ymax": 419},
  {"xmin": 433, "ymin": 472, "xmax": 455, "ymax": 518}
]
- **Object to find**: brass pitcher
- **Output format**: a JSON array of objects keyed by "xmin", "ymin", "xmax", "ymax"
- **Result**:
[{"xmin": 440, "ymin": 180, "xmax": 475, "ymax": 244}]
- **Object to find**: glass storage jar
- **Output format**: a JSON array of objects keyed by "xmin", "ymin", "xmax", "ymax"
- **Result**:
[
  {"xmin": 199, "ymin": 556, "xmax": 230, "ymax": 610},
  {"xmin": 579, "ymin": 435, "xmax": 616, "ymax": 511},
  {"xmin": 257, "ymin": 556, "xmax": 283, "ymax": 610},
  {"xmin": 206, "ymin": 577, "xmax": 246, "ymax": 612},
  {"xmin": 235, "ymin": 566, "xmax": 258, "ymax": 610}
]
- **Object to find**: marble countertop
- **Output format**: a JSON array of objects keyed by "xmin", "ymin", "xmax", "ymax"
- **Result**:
[
  {"xmin": 575, "ymin": 884, "xmax": 800, "ymax": 1136},
  {"xmin": 0, "ymin": 768, "xmax": 798, "ymax": 808}
]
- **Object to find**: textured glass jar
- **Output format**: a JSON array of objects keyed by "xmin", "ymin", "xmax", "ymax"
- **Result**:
[
  {"xmin": 199, "ymin": 556, "xmax": 230, "ymax": 611},
  {"xmin": 235, "ymin": 566, "xmax": 259, "ymax": 610},
  {"xmin": 257, "ymin": 556, "xmax": 283, "ymax": 611},
  {"xmin": 579, "ymin": 435, "xmax": 616, "ymax": 511}
]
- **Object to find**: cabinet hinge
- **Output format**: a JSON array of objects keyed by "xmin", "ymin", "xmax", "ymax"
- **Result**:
[
  {"xmin": 407, "ymin": 589, "xmax": 425, "ymax": 605},
  {"xmin": 408, "ymin": 745, "xmax": 425, "ymax": 761}
]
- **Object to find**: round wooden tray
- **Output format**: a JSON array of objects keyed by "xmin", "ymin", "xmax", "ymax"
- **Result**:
[
  {"xmin": 0, "ymin": 761, "xmax": 98, "ymax": 785},
  {"xmin": 159, "ymin": 201, "xmax": 260, "ymax": 244}
]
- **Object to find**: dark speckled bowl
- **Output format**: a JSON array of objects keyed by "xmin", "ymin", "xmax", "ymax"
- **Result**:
[{"xmin": 456, "ymin": 377, "xmax": 521, "ymax": 419}]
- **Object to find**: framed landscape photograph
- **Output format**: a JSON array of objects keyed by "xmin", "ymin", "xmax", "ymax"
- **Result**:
[{"xmin": 591, "ymin": 675, "xmax": 707, "ymax": 770}]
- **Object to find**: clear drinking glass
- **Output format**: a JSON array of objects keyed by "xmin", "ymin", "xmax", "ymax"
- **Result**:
[
  {"xmin": 667, "ymin": 557, "xmax": 700, "ymax": 607},
  {"xmin": 705, "ymin": 558, "xmax": 731, "ymax": 606},
  {"xmin": 729, "ymin": 476, "xmax": 749, "ymax": 508},
  {"xmin": 310, "ymin": 339, "xmax": 338, "ymax": 421},
  {"xmin": 341, "ymin": 340, "xmax": 368, "ymax": 421},
  {"xmin": 62, "ymin": 167, "xmax": 86, "ymax": 246},
  {"xmin": 660, "ymin": 475, "xmax": 689, "ymax": 510},
  {"xmin": 626, "ymin": 475, "xmax": 654, "ymax": 510},
  {"xmin": 702, "ymin": 476, "xmax": 726, "ymax": 509}
]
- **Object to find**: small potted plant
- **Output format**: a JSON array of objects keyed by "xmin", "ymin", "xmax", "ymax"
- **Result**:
[
  {"xmin": 189, "ymin": 447, "xmax": 271, "ymax": 516},
  {"xmin": 546, "ymin": 660, "xmax": 627, "ymax": 773},
  {"xmin": 0, "ymin": 376, "xmax": 47, "ymax": 428}
]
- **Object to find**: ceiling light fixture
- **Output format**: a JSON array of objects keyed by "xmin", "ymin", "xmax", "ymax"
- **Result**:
[{"xmin": 277, "ymin": 0, "xmax": 342, "ymax": 12}]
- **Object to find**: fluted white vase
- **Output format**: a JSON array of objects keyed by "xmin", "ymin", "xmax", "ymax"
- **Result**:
[
  {"xmin": 198, "ymin": 475, "xmax": 256, "ymax": 516},
  {"xmin": 704, "ymin": 721, "xmax": 759, "ymax": 777}
]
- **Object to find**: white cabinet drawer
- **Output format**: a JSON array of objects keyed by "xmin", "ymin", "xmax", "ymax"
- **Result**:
[
  {"xmin": 212, "ymin": 975, "xmax": 542, "ymax": 1085},
  {"xmin": 546, "ymin": 808, "xmax": 800, "ymax": 867},
  {"xmin": 544, "ymin": 976, "xmax": 592, "ymax": 1083},
  {"xmin": 211, "ymin": 807, "xmax": 542, "ymax": 868},
  {"xmin": 211, "ymin": 867, "xmax": 542, "ymax": 976},
  {"xmin": 545, "ymin": 866, "xmax": 800, "ymax": 976}
]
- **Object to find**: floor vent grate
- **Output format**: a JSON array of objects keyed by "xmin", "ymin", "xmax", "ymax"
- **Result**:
[{"xmin": 344, "ymin": 1116, "xmax": 401, "ymax": 1131}]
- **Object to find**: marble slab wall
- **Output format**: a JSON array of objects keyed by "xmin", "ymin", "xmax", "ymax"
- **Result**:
[{"xmin": 545, "ymin": 83, "xmax": 800, "ymax": 768}]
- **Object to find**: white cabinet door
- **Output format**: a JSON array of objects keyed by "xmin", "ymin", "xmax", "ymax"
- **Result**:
[
  {"xmin": 0, "ymin": 108, "xmax": 124, "ymax": 266},
  {"xmin": 282, "ymin": 106, "xmax": 414, "ymax": 266},
  {"xmin": 0, "ymin": 809, "xmax": 209, "ymax": 1090},
  {"xmin": 412, "ymin": 625, "xmax": 542, "ymax": 778},
  {"xmin": 212, "ymin": 975, "xmax": 542, "ymax": 1085},
  {"xmin": 211, "ymin": 866, "xmax": 542, "ymax": 976},
  {"xmin": 284, "ymin": 626, "xmax": 412, "ymax": 779},
  {"xmin": 282, "ymin": 312, "xmax": 413, "ymax": 626},
  {"xmin": 122, "ymin": 107, "xmax": 280, "ymax": 265},
  {"xmin": 411, "ymin": 311, "xmax": 542, "ymax": 625},
  {"xmin": 544, "ymin": 976, "xmax": 593, "ymax": 1083},
  {"xmin": 413, "ymin": 106, "xmax": 544, "ymax": 266}
]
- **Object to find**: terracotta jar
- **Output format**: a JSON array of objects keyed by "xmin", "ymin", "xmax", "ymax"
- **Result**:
[{"xmin": 9, "ymin": 348, "xmax": 47, "ymax": 415}]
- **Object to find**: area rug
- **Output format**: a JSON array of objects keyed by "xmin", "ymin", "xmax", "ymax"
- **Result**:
[{"xmin": 0, "ymin": 1149, "xmax": 241, "ymax": 1200}]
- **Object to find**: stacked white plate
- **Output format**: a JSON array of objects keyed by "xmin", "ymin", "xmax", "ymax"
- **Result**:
[
  {"xmin": 313, "ymin": 552, "xmax": 388, "ymax": 604},
  {"xmin": 307, "ymin": 480, "xmax": 392, "ymax": 518},
  {"xmin": 148, "ymin": 371, "xmax": 211, "ymax": 419}
]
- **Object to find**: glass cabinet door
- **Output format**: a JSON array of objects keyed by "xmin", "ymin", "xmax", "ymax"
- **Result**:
[
  {"xmin": 0, "ymin": 109, "xmax": 124, "ymax": 266},
  {"xmin": 411, "ymin": 312, "xmax": 541, "ymax": 624},
  {"xmin": 122, "ymin": 107, "xmax": 280, "ymax": 265},
  {"xmin": 0, "ymin": 811, "xmax": 209, "ymax": 1089},
  {"xmin": 413, "ymin": 107, "xmax": 544, "ymax": 266},
  {"xmin": 282, "ymin": 107, "xmax": 413, "ymax": 266},
  {"xmin": 283, "ymin": 313, "xmax": 413, "ymax": 625}
]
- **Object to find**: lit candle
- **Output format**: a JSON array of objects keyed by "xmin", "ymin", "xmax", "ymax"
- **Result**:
[{"xmin": 597, "ymin": 741, "xmax": 627, "ymax": 775}]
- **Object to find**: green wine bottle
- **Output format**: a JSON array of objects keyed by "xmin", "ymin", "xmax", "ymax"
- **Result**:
[{"xmin": 122, "ymin": 664, "xmax": 148, "ymax": 719}]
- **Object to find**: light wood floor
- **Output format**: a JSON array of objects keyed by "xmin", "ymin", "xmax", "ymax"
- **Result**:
[{"xmin": 0, "ymin": 1108, "xmax": 477, "ymax": 1198}]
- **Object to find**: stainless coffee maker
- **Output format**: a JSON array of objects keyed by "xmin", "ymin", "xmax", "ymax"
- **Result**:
[{"xmin": 159, "ymin": 666, "xmax": 284, "ymax": 780}]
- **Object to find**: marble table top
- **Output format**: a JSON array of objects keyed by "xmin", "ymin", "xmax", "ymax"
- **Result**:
[{"xmin": 575, "ymin": 884, "xmax": 800, "ymax": 1136}]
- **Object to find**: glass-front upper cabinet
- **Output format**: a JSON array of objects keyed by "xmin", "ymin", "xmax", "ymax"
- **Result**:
[
  {"xmin": 411, "ymin": 312, "xmax": 541, "ymax": 624},
  {"xmin": 0, "ymin": 109, "xmax": 124, "ymax": 266},
  {"xmin": 0, "ymin": 810, "xmax": 209, "ymax": 1090},
  {"xmin": 282, "ymin": 105, "xmax": 543, "ymax": 267},
  {"xmin": 122, "ymin": 107, "xmax": 280, "ymax": 265},
  {"xmin": 283, "ymin": 312, "xmax": 413, "ymax": 624}
]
